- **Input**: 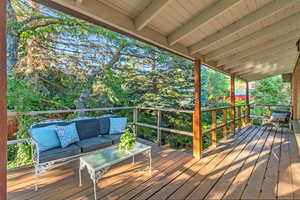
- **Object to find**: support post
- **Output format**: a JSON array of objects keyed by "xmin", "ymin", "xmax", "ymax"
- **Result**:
[
  {"xmin": 292, "ymin": 54, "xmax": 300, "ymax": 120},
  {"xmin": 223, "ymin": 108, "xmax": 227, "ymax": 140},
  {"xmin": 157, "ymin": 110, "xmax": 162, "ymax": 146},
  {"xmin": 230, "ymin": 75, "xmax": 235, "ymax": 135},
  {"xmin": 193, "ymin": 59, "xmax": 202, "ymax": 159},
  {"xmin": 293, "ymin": 39, "xmax": 300, "ymax": 119},
  {"xmin": 133, "ymin": 108, "xmax": 138, "ymax": 135},
  {"xmin": 0, "ymin": 0, "xmax": 7, "ymax": 198},
  {"xmin": 246, "ymin": 81, "xmax": 250, "ymax": 124},
  {"xmin": 211, "ymin": 110, "xmax": 217, "ymax": 148}
]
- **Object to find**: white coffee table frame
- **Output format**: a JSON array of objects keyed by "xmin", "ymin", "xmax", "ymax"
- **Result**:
[{"xmin": 79, "ymin": 143, "xmax": 152, "ymax": 200}]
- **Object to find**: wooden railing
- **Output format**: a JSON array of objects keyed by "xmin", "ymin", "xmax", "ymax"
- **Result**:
[
  {"xmin": 7, "ymin": 105, "xmax": 251, "ymax": 158},
  {"xmin": 133, "ymin": 104, "xmax": 250, "ymax": 149},
  {"xmin": 201, "ymin": 104, "xmax": 250, "ymax": 147}
]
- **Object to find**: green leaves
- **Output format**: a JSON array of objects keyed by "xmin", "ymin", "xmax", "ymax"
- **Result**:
[
  {"xmin": 252, "ymin": 76, "xmax": 290, "ymax": 105},
  {"xmin": 119, "ymin": 130, "xmax": 136, "ymax": 149}
]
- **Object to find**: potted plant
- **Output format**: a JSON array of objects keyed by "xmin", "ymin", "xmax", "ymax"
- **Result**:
[{"xmin": 119, "ymin": 128, "xmax": 136, "ymax": 151}]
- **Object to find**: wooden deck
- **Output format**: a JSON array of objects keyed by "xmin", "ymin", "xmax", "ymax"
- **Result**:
[{"xmin": 8, "ymin": 125, "xmax": 300, "ymax": 200}]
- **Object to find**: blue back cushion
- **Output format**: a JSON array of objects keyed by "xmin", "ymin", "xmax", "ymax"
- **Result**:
[
  {"xmin": 31, "ymin": 120, "xmax": 69, "ymax": 129},
  {"xmin": 31, "ymin": 125, "xmax": 61, "ymax": 152},
  {"xmin": 97, "ymin": 115, "xmax": 118, "ymax": 135},
  {"xmin": 56, "ymin": 123, "xmax": 80, "ymax": 148},
  {"xmin": 75, "ymin": 119, "xmax": 101, "ymax": 140},
  {"xmin": 109, "ymin": 117, "xmax": 127, "ymax": 134}
]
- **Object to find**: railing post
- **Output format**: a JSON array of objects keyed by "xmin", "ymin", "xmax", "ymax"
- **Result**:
[
  {"xmin": 246, "ymin": 81, "xmax": 251, "ymax": 124},
  {"xmin": 238, "ymin": 106, "xmax": 242, "ymax": 130},
  {"xmin": 157, "ymin": 109, "xmax": 162, "ymax": 146},
  {"xmin": 133, "ymin": 108, "xmax": 138, "ymax": 136},
  {"xmin": 223, "ymin": 108, "xmax": 227, "ymax": 140},
  {"xmin": 211, "ymin": 110, "xmax": 217, "ymax": 148},
  {"xmin": 193, "ymin": 59, "xmax": 202, "ymax": 159},
  {"xmin": 247, "ymin": 104, "xmax": 251, "ymax": 124},
  {"xmin": 230, "ymin": 75, "xmax": 236, "ymax": 135}
]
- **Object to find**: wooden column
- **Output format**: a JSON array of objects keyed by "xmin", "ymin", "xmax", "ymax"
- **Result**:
[
  {"xmin": 292, "ymin": 72, "xmax": 299, "ymax": 120},
  {"xmin": 193, "ymin": 59, "xmax": 202, "ymax": 159},
  {"xmin": 230, "ymin": 75, "xmax": 235, "ymax": 135},
  {"xmin": 0, "ymin": 0, "xmax": 7, "ymax": 199},
  {"xmin": 246, "ymin": 81, "xmax": 250, "ymax": 105},
  {"xmin": 246, "ymin": 81, "xmax": 250, "ymax": 123},
  {"xmin": 292, "ymin": 54, "xmax": 300, "ymax": 120}
]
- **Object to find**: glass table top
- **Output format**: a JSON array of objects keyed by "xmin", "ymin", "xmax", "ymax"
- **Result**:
[{"xmin": 80, "ymin": 142, "xmax": 151, "ymax": 170}]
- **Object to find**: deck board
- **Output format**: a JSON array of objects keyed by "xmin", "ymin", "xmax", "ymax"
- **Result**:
[
  {"xmin": 241, "ymin": 127, "xmax": 277, "ymax": 199},
  {"xmin": 8, "ymin": 125, "xmax": 299, "ymax": 200},
  {"xmin": 259, "ymin": 127, "xmax": 281, "ymax": 199},
  {"xmin": 277, "ymin": 128, "xmax": 294, "ymax": 199}
]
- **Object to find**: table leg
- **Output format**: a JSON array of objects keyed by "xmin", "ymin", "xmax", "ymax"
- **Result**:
[
  {"xmin": 149, "ymin": 149, "xmax": 152, "ymax": 174},
  {"xmin": 79, "ymin": 167, "xmax": 82, "ymax": 187},
  {"xmin": 93, "ymin": 177, "xmax": 97, "ymax": 200},
  {"xmin": 79, "ymin": 160, "xmax": 84, "ymax": 187},
  {"xmin": 132, "ymin": 155, "xmax": 135, "ymax": 167}
]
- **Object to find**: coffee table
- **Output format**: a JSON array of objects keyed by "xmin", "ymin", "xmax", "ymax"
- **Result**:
[{"xmin": 78, "ymin": 142, "xmax": 152, "ymax": 200}]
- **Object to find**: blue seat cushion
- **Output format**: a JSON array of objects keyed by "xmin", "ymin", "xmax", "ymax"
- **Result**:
[
  {"xmin": 76, "ymin": 136, "xmax": 112, "ymax": 153},
  {"xmin": 75, "ymin": 119, "xmax": 101, "ymax": 140},
  {"xmin": 103, "ymin": 134, "xmax": 122, "ymax": 144},
  {"xmin": 39, "ymin": 144, "xmax": 81, "ymax": 163}
]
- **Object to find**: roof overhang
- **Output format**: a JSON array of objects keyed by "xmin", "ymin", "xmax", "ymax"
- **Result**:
[{"xmin": 34, "ymin": 0, "xmax": 300, "ymax": 81}]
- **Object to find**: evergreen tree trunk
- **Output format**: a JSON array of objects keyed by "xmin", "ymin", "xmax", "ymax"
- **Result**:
[{"xmin": 7, "ymin": 0, "xmax": 19, "ymax": 71}]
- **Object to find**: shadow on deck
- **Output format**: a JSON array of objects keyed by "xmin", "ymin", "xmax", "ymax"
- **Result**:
[{"xmin": 8, "ymin": 126, "xmax": 300, "ymax": 200}]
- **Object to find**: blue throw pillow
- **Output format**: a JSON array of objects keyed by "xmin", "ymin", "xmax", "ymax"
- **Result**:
[
  {"xmin": 109, "ymin": 117, "xmax": 127, "ymax": 134},
  {"xmin": 30, "ymin": 125, "xmax": 61, "ymax": 152},
  {"xmin": 56, "ymin": 123, "xmax": 80, "ymax": 148}
]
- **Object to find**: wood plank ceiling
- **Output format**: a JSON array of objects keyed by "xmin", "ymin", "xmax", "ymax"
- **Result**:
[{"xmin": 35, "ymin": 0, "xmax": 300, "ymax": 81}]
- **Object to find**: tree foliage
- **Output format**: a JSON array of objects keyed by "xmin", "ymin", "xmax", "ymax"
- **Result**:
[
  {"xmin": 6, "ymin": 0, "xmax": 263, "ymax": 167},
  {"xmin": 251, "ymin": 76, "xmax": 290, "ymax": 105}
]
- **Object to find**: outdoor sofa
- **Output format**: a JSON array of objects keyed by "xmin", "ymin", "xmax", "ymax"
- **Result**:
[{"xmin": 29, "ymin": 114, "xmax": 128, "ymax": 190}]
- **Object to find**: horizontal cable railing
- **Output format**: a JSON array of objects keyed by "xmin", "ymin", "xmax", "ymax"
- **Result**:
[
  {"xmin": 133, "ymin": 105, "xmax": 250, "ymax": 148},
  {"xmin": 250, "ymin": 104, "xmax": 291, "ymax": 117}
]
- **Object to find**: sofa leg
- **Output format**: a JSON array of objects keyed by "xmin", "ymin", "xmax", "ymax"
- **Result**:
[{"xmin": 35, "ymin": 168, "xmax": 39, "ymax": 191}]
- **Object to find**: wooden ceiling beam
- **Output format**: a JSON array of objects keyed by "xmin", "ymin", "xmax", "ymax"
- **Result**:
[
  {"xmin": 135, "ymin": 0, "xmax": 174, "ymax": 31},
  {"xmin": 241, "ymin": 67, "xmax": 294, "ymax": 81},
  {"xmin": 230, "ymin": 54, "xmax": 297, "ymax": 75},
  {"xmin": 223, "ymin": 41, "xmax": 297, "ymax": 70},
  {"xmin": 167, "ymin": 0, "xmax": 241, "ymax": 46},
  {"xmin": 34, "ymin": 0, "xmax": 234, "ymax": 76},
  {"xmin": 235, "ymin": 57, "xmax": 297, "ymax": 75},
  {"xmin": 205, "ymin": 12, "xmax": 300, "ymax": 61},
  {"xmin": 218, "ymin": 29, "xmax": 300, "ymax": 67},
  {"xmin": 239, "ymin": 58, "xmax": 297, "ymax": 78},
  {"xmin": 35, "ymin": 0, "xmax": 196, "ymax": 61},
  {"xmin": 189, "ymin": 0, "xmax": 297, "ymax": 55}
]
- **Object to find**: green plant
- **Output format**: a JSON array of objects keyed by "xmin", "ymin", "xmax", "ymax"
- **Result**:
[{"xmin": 119, "ymin": 129, "xmax": 136, "ymax": 150}]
